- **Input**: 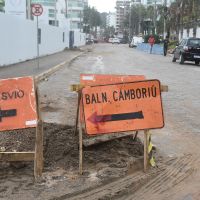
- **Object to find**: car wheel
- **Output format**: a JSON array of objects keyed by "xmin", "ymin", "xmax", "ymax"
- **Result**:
[
  {"xmin": 179, "ymin": 54, "xmax": 184, "ymax": 64},
  {"xmin": 195, "ymin": 61, "xmax": 199, "ymax": 65},
  {"xmin": 172, "ymin": 55, "xmax": 176, "ymax": 62}
]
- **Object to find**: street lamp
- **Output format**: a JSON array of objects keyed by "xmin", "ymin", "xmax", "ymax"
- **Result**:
[
  {"xmin": 163, "ymin": 0, "xmax": 167, "ymax": 38},
  {"xmin": 153, "ymin": 0, "xmax": 157, "ymax": 34}
]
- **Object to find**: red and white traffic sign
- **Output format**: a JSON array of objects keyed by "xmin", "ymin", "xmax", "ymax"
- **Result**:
[{"xmin": 31, "ymin": 4, "xmax": 43, "ymax": 16}]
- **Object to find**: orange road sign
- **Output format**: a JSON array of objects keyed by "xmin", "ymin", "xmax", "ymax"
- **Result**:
[
  {"xmin": 0, "ymin": 77, "xmax": 37, "ymax": 131},
  {"xmin": 80, "ymin": 74, "xmax": 146, "ymax": 86},
  {"xmin": 82, "ymin": 80, "xmax": 164, "ymax": 135},
  {"xmin": 79, "ymin": 74, "xmax": 146, "ymax": 123}
]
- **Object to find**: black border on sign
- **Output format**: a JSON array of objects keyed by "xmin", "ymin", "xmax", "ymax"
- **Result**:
[{"xmin": 82, "ymin": 79, "xmax": 165, "ymax": 136}]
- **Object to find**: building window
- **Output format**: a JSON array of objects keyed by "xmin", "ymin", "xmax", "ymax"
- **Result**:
[
  {"xmin": 48, "ymin": 9, "xmax": 55, "ymax": 18},
  {"xmin": 49, "ymin": 20, "xmax": 59, "ymax": 26},
  {"xmin": 31, "ymin": 0, "xmax": 56, "ymax": 7}
]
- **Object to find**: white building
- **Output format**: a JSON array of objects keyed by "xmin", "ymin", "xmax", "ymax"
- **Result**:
[
  {"xmin": 66, "ymin": 0, "xmax": 87, "ymax": 31},
  {"xmin": 5, "ymin": 0, "xmax": 27, "ymax": 19},
  {"xmin": 135, "ymin": 0, "xmax": 174, "ymax": 6},
  {"xmin": 31, "ymin": 0, "xmax": 68, "ymax": 28},
  {"xmin": 116, "ymin": 0, "xmax": 130, "ymax": 33},
  {"xmin": 106, "ymin": 12, "xmax": 116, "ymax": 28}
]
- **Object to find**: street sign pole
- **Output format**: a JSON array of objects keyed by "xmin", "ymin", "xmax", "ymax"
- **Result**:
[
  {"xmin": 31, "ymin": 4, "xmax": 43, "ymax": 70},
  {"xmin": 37, "ymin": 16, "xmax": 39, "ymax": 69}
]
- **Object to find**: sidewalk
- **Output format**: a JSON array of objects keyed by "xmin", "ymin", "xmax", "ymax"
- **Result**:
[{"xmin": 0, "ymin": 48, "xmax": 86, "ymax": 80}]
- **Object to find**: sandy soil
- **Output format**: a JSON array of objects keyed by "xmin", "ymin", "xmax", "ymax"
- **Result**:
[{"xmin": 0, "ymin": 122, "xmax": 145, "ymax": 200}]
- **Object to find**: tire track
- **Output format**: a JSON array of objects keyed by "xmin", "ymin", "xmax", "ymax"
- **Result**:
[
  {"xmin": 52, "ymin": 167, "xmax": 164, "ymax": 200},
  {"xmin": 52, "ymin": 157, "xmax": 180, "ymax": 200},
  {"xmin": 125, "ymin": 154, "xmax": 197, "ymax": 200}
]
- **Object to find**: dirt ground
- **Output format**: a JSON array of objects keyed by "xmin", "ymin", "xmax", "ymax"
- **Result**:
[{"xmin": 0, "ymin": 122, "xmax": 145, "ymax": 200}]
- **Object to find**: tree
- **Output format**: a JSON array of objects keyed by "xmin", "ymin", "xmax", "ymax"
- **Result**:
[{"xmin": 83, "ymin": 6, "xmax": 102, "ymax": 36}]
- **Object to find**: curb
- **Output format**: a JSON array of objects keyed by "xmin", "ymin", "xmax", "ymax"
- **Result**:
[{"xmin": 35, "ymin": 52, "xmax": 84, "ymax": 83}]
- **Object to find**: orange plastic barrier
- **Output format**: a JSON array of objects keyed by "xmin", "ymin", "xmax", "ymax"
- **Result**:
[
  {"xmin": 0, "ymin": 77, "xmax": 37, "ymax": 131},
  {"xmin": 82, "ymin": 80, "xmax": 164, "ymax": 135},
  {"xmin": 80, "ymin": 74, "xmax": 146, "ymax": 86}
]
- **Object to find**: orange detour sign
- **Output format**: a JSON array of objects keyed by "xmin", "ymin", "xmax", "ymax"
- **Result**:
[
  {"xmin": 0, "ymin": 77, "xmax": 37, "ymax": 131},
  {"xmin": 80, "ymin": 74, "xmax": 146, "ymax": 86},
  {"xmin": 82, "ymin": 80, "xmax": 164, "ymax": 135}
]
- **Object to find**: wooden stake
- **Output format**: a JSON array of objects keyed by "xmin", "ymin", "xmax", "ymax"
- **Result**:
[
  {"xmin": 74, "ymin": 91, "xmax": 82, "ymax": 135},
  {"xmin": 144, "ymin": 129, "xmax": 149, "ymax": 173},
  {"xmin": 34, "ymin": 85, "xmax": 43, "ymax": 179},
  {"xmin": 79, "ymin": 106, "xmax": 83, "ymax": 175},
  {"xmin": 78, "ymin": 91, "xmax": 83, "ymax": 175}
]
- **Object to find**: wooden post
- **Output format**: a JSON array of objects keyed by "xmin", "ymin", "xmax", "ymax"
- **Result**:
[
  {"xmin": 78, "ymin": 91, "xmax": 83, "ymax": 175},
  {"xmin": 74, "ymin": 91, "xmax": 82, "ymax": 135},
  {"xmin": 144, "ymin": 129, "xmax": 149, "ymax": 173},
  {"xmin": 34, "ymin": 85, "xmax": 43, "ymax": 179}
]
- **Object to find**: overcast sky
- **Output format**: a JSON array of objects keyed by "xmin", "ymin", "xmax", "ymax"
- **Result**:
[{"xmin": 88, "ymin": 0, "xmax": 116, "ymax": 13}]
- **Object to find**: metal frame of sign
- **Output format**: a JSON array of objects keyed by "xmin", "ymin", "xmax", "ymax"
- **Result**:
[{"xmin": 0, "ymin": 78, "xmax": 43, "ymax": 179}]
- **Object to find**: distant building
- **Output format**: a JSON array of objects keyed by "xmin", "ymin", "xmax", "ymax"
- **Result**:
[
  {"xmin": 66, "ymin": 0, "xmax": 85, "ymax": 31},
  {"xmin": 83, "ymin": 0, "xmax": 88, "ymax": 7},
  {"xmin": 31, "ymin": 0, "xmax": 68, "ymax": 27},
  {"xmin": 116, "ymin": 0, "xmax": 130, "ymax": 34},
  {"xmin": 138, "ymin": 0, "xmax": 174, "ymax": 6},
  {"xmin": 106, "ymin": 12, "xmax": 116, "ymax": 28}
]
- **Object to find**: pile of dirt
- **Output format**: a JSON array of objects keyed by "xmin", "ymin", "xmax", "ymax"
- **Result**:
[{"xmin": 0, "ymin": 123, "xmax": 144, "ymax": 173}]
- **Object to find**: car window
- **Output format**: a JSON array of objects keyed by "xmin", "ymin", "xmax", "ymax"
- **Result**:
[
  {"xmin": 180, "ymin": 39, "xmax": 186, "ymax": 46},
  {"xmin": 188, "ymin": 39, "xmax": 200, "ymax": 46}
]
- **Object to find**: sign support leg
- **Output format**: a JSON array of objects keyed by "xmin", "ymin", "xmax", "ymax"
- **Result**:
[
  {"xmin": 79, "ymin": 102, "xmax": 83, "ymax": 175},
  {"xmin": 144, "ymin": 129, "xmax": 149, "ymax": 173},
  {"xmin": 34, "ymin": 85, "xmax": 43, "ymax": 179},
  {"xmin": 74, "ymin": 91, "xmax": 81, "ymax": 135},
  {"xmin": 77, "ymin": 90, "xmax": 83, "ymax": 175}
]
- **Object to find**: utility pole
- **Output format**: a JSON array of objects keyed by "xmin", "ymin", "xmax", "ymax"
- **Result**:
[
  {"xmin": 129, "ymin": 1, "xmax": 132, "ymax": 40},
  {"xmin": 153, "ymin": 0, "xmax": 157, "ymax": 34},
  {"xmin": 54, "ymin": 0, "xmax": 57, "ymax": 26},
  {"xmin": 163, "ymin": 0, "xmax": 167, "ymax": 39},
  {"xmin": 138, "ymin": 0, "xmax": 142, "ymax": 34},
  {"xmin": 27, "ymin": 0, "xmax": 31, "ymax": 19}
]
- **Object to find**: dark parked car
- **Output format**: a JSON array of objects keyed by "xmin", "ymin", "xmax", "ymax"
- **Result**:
[
  {"xmin": 93, "ymin": 38, "xmax": 99, "ymax": 43},
  {"xmin": 119, "ymin": 38, "xmax": 127, "ymax": 44},
  {"xmin": 172, "ymin": 38, "xmax": 200, "ymax": 65}
]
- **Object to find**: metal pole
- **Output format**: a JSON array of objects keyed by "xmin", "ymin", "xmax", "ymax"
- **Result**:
[
  {"xmin": 154, "ymin": 0, "xmax": 157, "ymax": 34},
  {"xmin": 55, "ymin": 0, "xmax": 57, "ymax": 26},
  {"xmin": 129, "ymin": 2, "xmax": 132, "ymax": 39},
  {"xmin": 163, "ymin": 0, "xmax": 167, "ymax": 39},
  {"xmin": 138, "ymin": 1, "xmax": 141, "ymax": 34},
  {"xmin": 37, "ymin": 16, "xmax": 39, "ymax": 69},
  {"xmin": 27, "ymin": 0, "xmax": 31, "ymax": 19}
]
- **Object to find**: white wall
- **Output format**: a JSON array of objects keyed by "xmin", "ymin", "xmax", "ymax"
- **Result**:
[
  {"xmin": 74, "ymin": 31, "xmax": 86, "ymax": 47},
  {"xmin": 0, "ymin": 13, "xmax": 85, "ymax": 66}
]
